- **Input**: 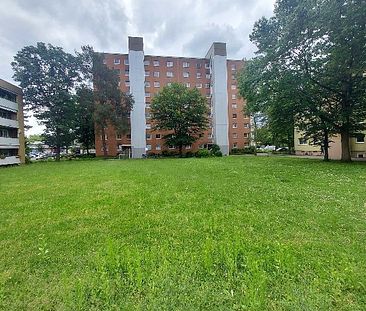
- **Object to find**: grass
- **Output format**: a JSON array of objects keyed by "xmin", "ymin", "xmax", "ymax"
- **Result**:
[{"xmin": 0, "ymin": 156, "xmax": 365, "ymax": 310}]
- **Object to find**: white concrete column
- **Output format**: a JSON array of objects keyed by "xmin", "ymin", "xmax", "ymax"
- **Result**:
[
  {"xmin": 206, "ymin": 43, "xmax": 229, "ymax": 155},
  {"xmin": 128, "ymin": 37, "xmax": 146, "ymax": 158}
]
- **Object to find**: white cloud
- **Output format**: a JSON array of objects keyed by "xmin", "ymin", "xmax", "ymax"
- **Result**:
[{"xmin": 0, "ymin": 0, "xmax": 275, "ymax": 134}]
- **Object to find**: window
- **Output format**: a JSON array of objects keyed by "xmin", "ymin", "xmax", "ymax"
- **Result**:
[
  {"xmin": 124, "ymin": 70, "xmax": 129, "ymax": 76},
  {"xmin": 155, "ymin": 134, "xmax": 161, "ymax": 139},
  {"xmin": 169, "ymin": 145, "xmax": 175, "ymax": 149},
  {"xmin": 232, "ymin": 103, "xmax": 237, "ymax": 109},
  {"xmin": 206, "ymin": 74, "xmax": 211, "ymax": 79},
  {"xmin": 154, "ymin": 81, "xmax": 160, "ymax": 88},
  {"xmin": 145, "ymin": 103, "xmax": 151, "ymax": 109},
  {"xmin": 127, "ymin": 134, "xmax": 131, "ymax": 139},
  {"xmin": 205, "ymin": 83, "xmax": 210, "ymax": 89},
  {"xmin": 167, "ymin": 71, "xmax": 174, "ymax": 77},
  {"xmin": 114, "ymin": 58, "xmax": 120, "ymax": 65},
  {"xmin": 233, "ymin": 123, "xmax": 238, "ymax": 129},
  {"xmin": 183, "ymin": 61, "xmax": 190, "ymax": 68},
  {"xmin": 233, "ymin": 143, "xmax": 238, "ymax": 149},
  {"xmin": 125, "ymin": 81, "xmax": 130, "ymax": 87},
  {"xmin": 153, "ymin": 71, "xmax": 160, "ymax": 77},
  {"xmin": 244, "ymin": 123, "xmax": 250, "ymax": 128},
  {"xmin": 232, "ymin": 94, "xmax": 237, "ymax": 100},
  {"xmin": 356, "ymin": 134, "xmax": 365, "ymax": 143},
  {"xmin": 244, "ymin": 133, "xmax": 249, "ymax": 138},
  {"xmin": 146, "ymin": 124, "xmax": 151, "ymax": 129},
  {"xmin": 231, "ymin": 64, "xmax": 236, "ymax": 71},
  {"xmin": 231, "ymin": 84, "xmax": 236, "ymax": 90},
  {"xmin": 183, "ymin": 72, "xmax": 189, "ymax": 78},
  {"xmin": 232, "ymin": 113, "xmax": 237, "ymax": 119},
  {"xmin": 196, "ymin": 83, "xmax": 202, "ymax": 88},
  {"xmin": 145, "ymin": 92, "xmax": 151, "ymax": 98},
  {"xmin": 156, "ymin": 144, "xmax": 161, "ymax": 150},
  {"xmin": 0, "ymin": 128, "xmax": 9, "ymax": 137},
  {"xmin": 145, "ymin": 81, "xmax": 150, "ymax": 88},
  {"xmin": 0, "ymin": 109, "xmax": 16, "ymax": 120},
  {"xmin": 205, "ymin": 63, "xmax": 210, "ymax": 69},
  {"xmin": 185, "ymin": 83, "xmax": 191, "ymax": 88},
  {"xmin": 116, "ymin": 133, "xmax": 122, "ymax": 140},
  {"xmin": 233, "ymin": 133, "xmax": 238, "ymax": 139},
  {"xmin": 196, "ymin": 72, "xmax": 202, "ymax": 79},
  {"xmin": 144, "ymin": 60, "xmax": 150, "ymax": 66},
  {"xmin": 103, "ymin": 59, "xmax": 107, "ymax": 64},
  {"xmin": 118, "ymin": 81, "xmax": 121, "ymax": 87},
  {"xmin": 244, "ymin": 114, "xmax": 249, "ymax": 119},
  {"xmin": 153, "ymin": 60, "xmax": 159, "ymax": 66},
  {"xmin": 166, "ymin": 61, "xmax": 173, "ymax": 67},
  {"xmin": 145, "ymin": 112, "xmax": 151, "ymax": 119},
  {"xmin": 186, "ymin": 145, "xmax": 192, "ymax": 149},
  {"xmin": 232, "ymin": 74, "xmax": 236, "ymax": 80},
  {"xmin": 146, "ymin": 134, "xmax": 151, "ymax": 140},
  {"xmin": 145, "ymin": 71, "xmax": 150, "ymax": 77},
  {"xmin": 146, "ymin": 144, "xmax": 152, "ymax": 151},
  {"xmin": 124, "ymin": 59, "xmax": 129, "ymax": 65},
  {"xmin": 299, "ymin": 138, "xmax": 308, "ymax": 145}
]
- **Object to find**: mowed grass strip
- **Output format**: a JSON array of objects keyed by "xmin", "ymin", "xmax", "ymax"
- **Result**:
[{"xmin": 0, "ymin": 156, "xmax": 365, "ymax": 310}]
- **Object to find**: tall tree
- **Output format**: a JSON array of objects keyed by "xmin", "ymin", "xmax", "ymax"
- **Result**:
[
  {"xmin": 79, "ymin": 46, "xmax": 133, "ymax": 158},
  {"xmin": 74, "ymin": 87, "xmax": 95, "ymax": 154},
  {"xmin": 12, "ymin": 43, "xmax": 80, "ymax": 161},
  {"xmin": 150, "ymin": 83, "xmax": 209, "ymax": 156},
  {"xmin": 240, "ymin": 0, "xmax": 366, "ymax": 161}
]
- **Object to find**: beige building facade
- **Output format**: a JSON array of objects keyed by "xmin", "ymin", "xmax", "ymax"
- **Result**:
[
  {"xmin": 294, "ymin": 130, "xmax": 366, "ymax": 160},
  {"xmin": 0, "ymin": 79, "xmax": 25, "ymax": 165}
]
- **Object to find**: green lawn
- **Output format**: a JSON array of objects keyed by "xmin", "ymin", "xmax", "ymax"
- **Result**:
[{"xmin": 0, "ymin": 156, "xmax": 365, "ymax": 310}]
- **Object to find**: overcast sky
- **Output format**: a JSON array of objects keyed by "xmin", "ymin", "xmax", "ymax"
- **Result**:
[{"xmin": 1, "ymin": 0, "xmax": 275, "ymax": 134}]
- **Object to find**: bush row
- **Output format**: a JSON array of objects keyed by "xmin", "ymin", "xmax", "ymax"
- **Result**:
[
  {"xmin": 147, "ymin": 145, "xmax": 223, "ymax": 158},
  {"xmin": 230, "ymin": 146, "xmax": 257, "ymax": 155}
]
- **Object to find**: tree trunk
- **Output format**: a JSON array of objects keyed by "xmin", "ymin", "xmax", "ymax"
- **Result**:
[
  {"xmin": 55, "ymin": 145, "xmax": 61, "ymax": 162},
  {"xmin": 340, "ymin": 130, "xmax": 351, "ymax": 162},
  {"xmin": 101, "ymin": 128, "xmax": 108, "ymax": 159},
  {"xmin": 179, "ymin": 145, "xmax": 183, "ymax": 157},
  {"xmin": 323, "ymin": 130, "xmax": 329, "ymax": 162}
]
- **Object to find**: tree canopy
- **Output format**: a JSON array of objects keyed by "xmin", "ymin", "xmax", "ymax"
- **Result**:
[
  {"xmin": 151, "ymin": 83, "xmax": 209, "ymax": 156},
  {"xmin": 238, "ymin": 0, "xmax": 366, "ymax": 161},
  {"xmin": 12, "ymin": 42, "xmax": 80, "ymax": 160},
  {"xmin": 79, "ymin": 46, "xmax": 134, "ymax": 158}
]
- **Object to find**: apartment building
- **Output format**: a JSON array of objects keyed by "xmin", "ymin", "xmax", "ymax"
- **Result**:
[
  {"xmin": 294, "ymin": 130, "xmax": 366, "ymax": 160},
  {"xmin": 95, "ymin": 37, "xmax": 250, "ymax": 158},
  {"xmin": 0, "ymin": 79, "xmax": 25, "ymax": 165}
]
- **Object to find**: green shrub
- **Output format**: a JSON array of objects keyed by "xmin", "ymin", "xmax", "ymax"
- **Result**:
[
  {"xmin": 161, "ymin": 150, "xmax": 179, "ymax": 157},
  {"xmin": 213, "ymin": 150, "xmax": 223, "ymax": 157},
  {"xmin": 230, "ymin": 146, "xmax": 256, "ymax": 155},
  {"xmin": 195, "ymin": 149, "xmax": 210, "ymax": 158},
  {"xmin": 210, "ymin": 144, "xmax": 220, "ymax": 154},
  {"xmin": 185, "ymin": 151, "xmax": 195, "ymax": 158}
]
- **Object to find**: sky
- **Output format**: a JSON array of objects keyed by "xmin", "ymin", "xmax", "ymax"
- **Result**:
[{"xmin": 0, "ymin": 0, "xmax": 276, "ymax": 135}]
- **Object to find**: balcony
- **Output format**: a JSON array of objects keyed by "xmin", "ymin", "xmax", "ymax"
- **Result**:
[
  {"xmin": 0, "ymin": 156, "xmax": 20, "ymax": 166},
  {"xmin": 0, "ymin": 97, "xmax": 18, "ymax": 112},
  {"xmin": 0, "ymin": 117, "xmax": 19, "ymax": 129},
  {"xmin": 0, "ymin": 137, "xmax": 20, "ymax": 147}
]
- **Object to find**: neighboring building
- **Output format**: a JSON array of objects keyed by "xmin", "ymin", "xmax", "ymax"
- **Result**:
[
  {"xmin": 294, "ymin": 130, "xmax": 366, "ymax": 160},
  {"xmin": 95, "ymin": 37, "xmax": 250, "ymax": 158},
  {"xmin": 0, "ymin": 79, "xmax": 25, "ymax": 166}
]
